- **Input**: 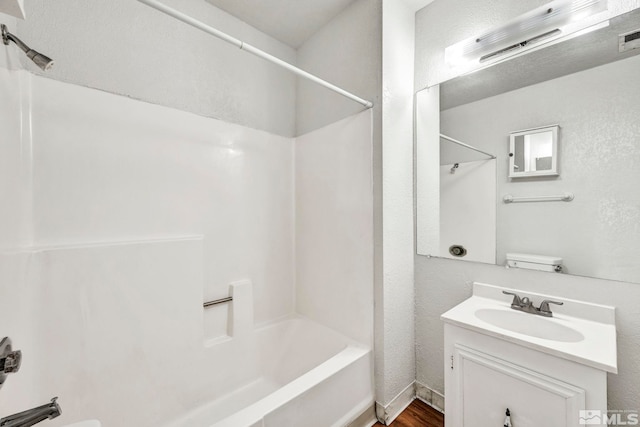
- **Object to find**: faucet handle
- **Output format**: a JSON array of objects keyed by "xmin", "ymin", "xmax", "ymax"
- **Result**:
[
  {"xmin": 1, "ymin": 350, "xmax": 22, "ymax": 374},
  {"xmin": 502, "ymin": 291, "xmax": 522, "ymax": 307},
  {"xmin": 539, "ymin": 299, "xmax": 564, "ymax": 314},
  {"xmin": 0, "ymin": 337, "xmax": 21, "ymax": 379}
]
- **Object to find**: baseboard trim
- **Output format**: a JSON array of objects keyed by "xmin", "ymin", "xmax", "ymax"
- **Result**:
[
  {"xmin": 415, "ymin": 381, "xmax": 445, "ymax": 413},
  {"xmin": 375, "ymin": 382, "xmax": 416, "ymax": 425}
]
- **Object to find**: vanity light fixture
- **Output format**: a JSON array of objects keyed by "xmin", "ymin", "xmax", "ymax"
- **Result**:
[{"xmin": 445, "ymin": 0, "xmax": 608, "ymax": 68}]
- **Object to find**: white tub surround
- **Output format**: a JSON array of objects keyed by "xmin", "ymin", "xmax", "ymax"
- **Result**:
[
  {"xmin": 63, "ymin": 422, "xmax": 101, "ymax": 427},
  {"xmin": 295, "ymin": 110, "xmax": 374, "ymax": 347},
  {"xmin": 0, "ymin": 62, "xmax": 375, "ymax": 427},
  {"xmin": 167, "ymin": 317, "xmax": 373, "ymax": 427}
]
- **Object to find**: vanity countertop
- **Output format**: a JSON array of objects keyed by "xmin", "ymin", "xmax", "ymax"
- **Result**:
[{"xmin": 441, "ymin": 282, "xmax": 617, "ymax": 373}]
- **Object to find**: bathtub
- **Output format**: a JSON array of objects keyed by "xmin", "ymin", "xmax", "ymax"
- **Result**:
[{"xmin": 166, "ymin": 316, "xmax": 373, "ymax": 427}]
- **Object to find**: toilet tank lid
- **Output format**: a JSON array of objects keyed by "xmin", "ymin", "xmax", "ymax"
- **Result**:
[{"xmin": 506, "ymin": 253, "xmax": 563, "ymax": 265}]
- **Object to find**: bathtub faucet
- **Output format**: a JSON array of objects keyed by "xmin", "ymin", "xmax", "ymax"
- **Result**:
[{"xmin": 0, "ymin": 397, "xmax": 61, "ymax": 427}]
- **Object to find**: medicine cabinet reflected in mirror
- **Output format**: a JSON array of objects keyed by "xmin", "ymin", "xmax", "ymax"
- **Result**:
[
  {"xmin": 509, "ymin": 125, "xmax": 559, "ymax": 178},
  {"xmin": 416, "ymin": 7, "xmax": 640, "ymax": 284}
]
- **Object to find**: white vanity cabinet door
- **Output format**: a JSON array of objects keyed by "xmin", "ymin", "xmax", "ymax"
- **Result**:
[{"xmin": 450, "ymin": 345, "xmax": 586, "ymax": 427}]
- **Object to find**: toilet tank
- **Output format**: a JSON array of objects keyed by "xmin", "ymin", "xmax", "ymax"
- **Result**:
[{"xmin": 505, "ymin": 253, "xmax": 563, "ymax": 273}]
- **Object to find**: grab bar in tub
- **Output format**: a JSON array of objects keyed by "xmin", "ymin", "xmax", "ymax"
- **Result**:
[{"xmin": 203, "ymin": 296, "xmax": 233, "ymax": 308}]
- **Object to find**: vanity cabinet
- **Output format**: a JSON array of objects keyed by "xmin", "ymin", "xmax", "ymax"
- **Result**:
[
  {"xmin": 442, "ymin": 283, "xmax": 617, "ymax": 427},
  {"xmin": 445, "ymin": 324, "xmax": 606, "ymax": 427}
]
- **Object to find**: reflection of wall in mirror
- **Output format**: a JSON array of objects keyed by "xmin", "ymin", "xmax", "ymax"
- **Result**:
[
  {"xmin": 527, "ymin": 131, "xmax": 553, "ymax": 171},
  {"xmin": 440, "ymin": 54, "xmax": 640, "ymax": 283},
  {"xmin": 440, "ymin": 160, "xmax": 496, "ymax": 264}
]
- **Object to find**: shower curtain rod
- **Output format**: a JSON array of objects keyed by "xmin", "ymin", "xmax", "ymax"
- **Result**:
[
  {"xmin": 137, "ymin": 0, "xmax": 374, "ymax": 109},
  {"xmin": 440, "ymin": 134, "xmax": 496, "ymax": 159}
]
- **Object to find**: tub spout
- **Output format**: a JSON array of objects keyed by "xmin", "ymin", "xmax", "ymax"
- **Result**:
[{"xmin": 0, "ymin": 397, "xmax": 61, "ymax": 427}]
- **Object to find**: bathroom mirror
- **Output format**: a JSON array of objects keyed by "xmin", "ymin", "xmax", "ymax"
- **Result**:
[
  {"xmin": 416, "ymin": 7, "xmax": 640, "ymax": 284},
  {"xmin": 509, "ymin": 125, "xmax": 558, "ymax": 178}
]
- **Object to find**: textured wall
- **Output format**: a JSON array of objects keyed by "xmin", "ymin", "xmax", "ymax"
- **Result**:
[
  {"xmin": 295, "ymin": 0, "xmax": 381, "ymax": 136},
  {"xmin": 377, "ymin": 0, "xmax": 420, "ymax": 417},
  {"xmin": 12, "ymin": 0, "xmax": 297, "ymax": 137},
  {"xmin": 414, "ymin": 0, "xmax": 640, "ymax": 413},
  {"xmin": 440, "ymin": 56, "xmax": 640, "ymax": 282},
  {"xmin": 415, "ymin": 256, "xmax": 640, "ymax": 413},
  {"xmin": 0, "ymin": 0, "xmax": 24, "ymax": 19},
  {"xmin": 0, "ymin": 12, "xmax": 19, "ymax": 70}
]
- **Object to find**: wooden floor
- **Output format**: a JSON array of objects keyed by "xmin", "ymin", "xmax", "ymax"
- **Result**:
[{"xmin": 374, "ymin": 399, "xmax": 444, "ymax": 427}]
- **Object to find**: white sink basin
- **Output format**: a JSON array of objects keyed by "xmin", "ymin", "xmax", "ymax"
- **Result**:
[
  {"xmin": 64, "ymin": 421, "xmax": 101, "ymax": 427},
  {"xmin": 441, "ymin": 282, "xmax": 618, "ymax": 373},
  {"xmin": 474, "ymin": 308, "xmax": 585, "ymax": 343}
]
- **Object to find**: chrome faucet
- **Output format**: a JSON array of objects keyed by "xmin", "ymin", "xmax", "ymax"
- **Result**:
[
  {"xmin": 502, "ymin": 291, "xmax": 563, "ymax": 317},
  {"xmin": 1, "ymin": 338, "xmax": 62, "ymax": 427},
  {"xmin": 0, "ymin": 397, "xmax": 61, "ymax": 427}
]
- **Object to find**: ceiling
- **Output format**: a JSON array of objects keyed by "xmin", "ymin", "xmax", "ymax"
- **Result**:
[{"xmin": 205, "ymin": 0, "xmax": 360, "ymax": 48}]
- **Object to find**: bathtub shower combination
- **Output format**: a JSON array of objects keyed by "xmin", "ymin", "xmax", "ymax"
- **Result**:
[
  {"xmin": 168, "ymin": 316, "xmax": 372, "ymax": 427},
  {"xmin": 0, "ymin": 1, "xmax": 375, "ymax": 426}
]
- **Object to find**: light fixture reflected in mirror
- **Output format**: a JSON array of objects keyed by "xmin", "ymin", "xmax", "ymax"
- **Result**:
[{"xmin": 445, "ymin": 0, "xmax": 608, "ymax": 69}]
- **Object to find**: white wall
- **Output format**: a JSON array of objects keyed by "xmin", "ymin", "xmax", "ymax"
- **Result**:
[
  {"xmin": 375, "ymin": 0, "xmax": 424, "ymax": 421},
  {"xmin": 440, "ymin": 56, "xmax": 640, "ymax": 281},
  {"xmin": 13, "ymin": 0, "xmax": 297, "ymax": 137},
  {"xmin": 295, "ymin": 110, "xmax": 374, "ymax": 347},
  {"xmin": 415, "ymin": 256, "xmax": 640, "ymax": 414},
  {"xmin": 295, "ymin": 0, "xmax": 381, "ymax": 136},
  {"xmin": 439, "ymin": 160, "xmax": 496, "ymax": 264},
  {"xmin": 414, "ymin": 0, "xmax": 640, "ymax": 414}
]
